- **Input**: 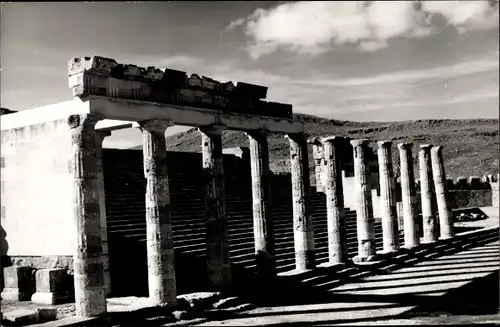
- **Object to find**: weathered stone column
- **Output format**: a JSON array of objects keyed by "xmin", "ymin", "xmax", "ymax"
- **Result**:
[
  {"xmin": 139, "ymin": 120, "xmax": 177, "ymax": 305},
  {"xmin": 67, "ymin": 113, "xmax": 106, "ymax": 317},
  {"xmin": 431, "ymin": 146, "xmax": 454, "ymax": 239},
  {"xmin": 350, "ymin": 139, "xmax": 376, "ymax": 262},
  {"xmin": 246, "ymin": 131, "xmax": 275, "ymax": 278},
  {"xmin": 397, "ymin": 142, "xmax": 420, "ymax": 248},
  {"xmin": 309, "ymin": 137, "xmax": 326, "ymax": 193},
  {"xmin": 322, "ymin": 136, "xmax": 348, "ymax": 265},
  {"xmin": 285, "ymin": 133, "xmax": 315, "ymax": 270},
  {"xmin": 492, "ymin": 182, "xmax": 499, "ymax": 208},
  {"xmin": 377, "ymin": 141, "xmax": 400, "ymax": 253},
  {"xmin": 199, "ymin": 126, "xmax": 231, "ymax": 292},
  {"xmin": 419, "ymin": 144, "xmax": 438, "ymax": 243},
  {"xmin": 95, "ymin": 131, "xmax": 111, "ymax": 296}
]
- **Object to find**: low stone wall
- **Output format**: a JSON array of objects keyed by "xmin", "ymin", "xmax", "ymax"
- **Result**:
[
  {"xmin": 446, "ymin": 189, "xmax": 493, "ymax": 209},
  {"xmin": 5, "ymin": 256, "xmax": 74, "ymax": 274}
]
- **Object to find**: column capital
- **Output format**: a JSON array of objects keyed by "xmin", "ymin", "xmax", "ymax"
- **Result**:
[
  {"xmin": 285, "ymin": 132, "xmax": 308, "ymax": 144},
  {"xmin": 96, "ymin": 130, "xmax": 111, "ymax": 138},
  {"xmin": 137, "ymin": 120, "xmax": 173, "ymax": 134},
  {"xmin": 397, "ymin": 142, "xmax": 413, "ymax": 150},
  {"xmin": 246, "ymin": 129, "xmax": 269, "ymax": 138},
  {"xmin": 67, "ymin": 113, "xmax": 104, "ymax": 130},
  {"xmin": 431, "ymin": 145, "xmax": 443, "ymax": 154},
  {"xmin": 199, "ymin": 124, "xmax": 226, "ymax": 136},
  {"xmin": 350, "ymin": 138, "xmax": 369, "ymax": 148},
  {"xmin": 307, "ymin": 136, "xmax": 321, "ymax": 145},
  {"xmin": 322, "ymin": 135, "xmax": 346, "ymax": 144},
  {"xmin": 420, "ymin": 144, "xmax": 433, "ymax": 150},
  {"xmin": 95, "ymin": 131, "xmax": 111, "ymax": 148},
  {"xmin": 377, "ymin": 140, "xmax": 392, "ymax": 148}
]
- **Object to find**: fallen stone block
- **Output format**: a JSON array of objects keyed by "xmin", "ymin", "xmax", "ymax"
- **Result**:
[
  {"xmin": 177, "ymin": 292, "xmax": 222, "ymax": 311},
  {"xmin": 1, "ymin": 266, "xmax": 35, "ymax": 301},
  {"xmin": 213, "ymin": 296, "xmax": 243, "ymax": 309},
  {"xmin": 32, "ymin": 268, "xmax": 72, "ymax": 305},
  {"xmin": 2, "ymin": 307, "xmax": 57, "ymax": 326}
]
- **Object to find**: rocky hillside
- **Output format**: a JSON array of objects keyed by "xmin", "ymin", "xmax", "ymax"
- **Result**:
[{"xmin": 132, "ymin": 114, "xmax": 499, "ymax": 180}]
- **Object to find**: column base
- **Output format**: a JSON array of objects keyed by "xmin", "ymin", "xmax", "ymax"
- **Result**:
[
  {"xmin": 422, "ymin": 239, "xmax": 438, "ymax": 245},
  {"xmin": 32, "ymin": 292, "xmax": 72, "ymax": 305},
  {"xmin": 439, "ymin": 235, "xmax": 454, "ymax": 241},
  {"xmin": 317, "ymin": 262, "xmax": 348, "ymax": 269},
  {"xmin": 376, "ymin": 249, "xmax": 400, "ymax": 260},
  {"xmin": 352, "ymin": 254, "xmax": 383, "ymax": 265},
  {"xmin": 1, "ymin": 288, "xmax": 33, "ymax": 301}
]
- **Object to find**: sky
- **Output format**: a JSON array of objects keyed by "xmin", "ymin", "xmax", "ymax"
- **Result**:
[{"xmin": 1, "ymin": 1, "xmax": 499, "ymax": 148}]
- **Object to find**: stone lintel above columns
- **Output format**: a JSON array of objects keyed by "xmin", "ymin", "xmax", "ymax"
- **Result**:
[
  {"xmin": 199, "ymin": 124, "xmax": 226, "ymax": 134},
  {"xmin": 420, "ymin": 144, "xmax": 432, "ymax": 150}
]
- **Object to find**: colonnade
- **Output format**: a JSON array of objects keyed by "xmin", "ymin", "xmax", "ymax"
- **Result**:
[{"xmin": 68, "ymin": 114, "xmax": 453, "ymax": 317}]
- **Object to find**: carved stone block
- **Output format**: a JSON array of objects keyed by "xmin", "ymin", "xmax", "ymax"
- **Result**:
[
  {"xmin": 1, "ymin": 266, "xmax": 35, "ymax": 301},
  {"xmin": 31, "ymin": 268, "xmax": 72, "ymax": 305}
]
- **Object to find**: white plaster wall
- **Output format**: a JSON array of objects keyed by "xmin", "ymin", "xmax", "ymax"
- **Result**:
[{"xmin": 1, "ymin": 119, "xmax": 74, "ymax": 256}]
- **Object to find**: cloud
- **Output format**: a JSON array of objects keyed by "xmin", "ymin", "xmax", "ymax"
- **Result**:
[
  {"xmin": 292, "ymin": 59, "xmax": 499, "ymax": 87},
  {"xmin": 229, "ymin": 1, "xmax": 499, "ymax": 58},
  {"xmin": 196, "ymin": 57, "xmax": 498, "ymax": 120}
]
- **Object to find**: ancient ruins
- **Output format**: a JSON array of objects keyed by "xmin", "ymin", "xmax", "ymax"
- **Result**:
[{"xmin": 0, "ymin": 56, "xmax": 499, "ymax": 322}]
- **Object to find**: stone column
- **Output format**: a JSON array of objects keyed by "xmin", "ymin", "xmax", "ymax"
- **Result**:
[
  {"xmin": 397, "ymin": 143, "xmax": 420, "ymax": 248},
  {"xmin": 285, "ymin": 133, "xmax": 315, "ymax": 270},
  {"xmin": 492, "ymin": 182, "xmax": 499, "ymax": 208},
  {"xmin": 199, "ymin": 126, "xmax": 231, "ymax": 292},
  {"xmin": 247, "ymin": 131, "xmax": 275, "ymax": 278},
  {"xmin": 419, "ymin": 144, "xmax": 438, "ymax": 243},
  {"xmin": 95, "ymin": 131, "xmax": 111, "ymax": 296},
  {"xmin": 431, "ymin": 146, "xmax": 454, "ymax": 239},
  {"xmin": 139, "ymin": 120, "xmax": 177, "ymax": 305},
  {"xmin": 322, "ymin": 136, "xmax": 348, "ymax": 265},
  {"xmin": 309, "ymin": 137, "xmax": 325, "ymax": 193},
  {"xmin": 377, "ymin": 141, "xmax": 400, "ymax": 253},
  {"xmin": 350, "ymin": 139, "xmax": 377, "ymax": 262},
  {"xmin": 67, "ymin": 113, "xmax": 106, "ymax": 317}
]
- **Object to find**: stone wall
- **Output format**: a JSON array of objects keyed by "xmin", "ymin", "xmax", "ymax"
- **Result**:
[{"xmin": 1, "ymin": 119, "xmax": 75, "ymax": 256}]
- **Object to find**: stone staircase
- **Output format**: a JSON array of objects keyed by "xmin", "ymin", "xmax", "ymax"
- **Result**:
[{"xmin": 103, "ymin": 149, "xmax": 403, "ymax": 297}]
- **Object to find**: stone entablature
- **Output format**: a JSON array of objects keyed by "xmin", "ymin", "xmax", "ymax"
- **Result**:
[{"xmin": 68, "ymin": 56, "xmax": 292, "ymax": 119}]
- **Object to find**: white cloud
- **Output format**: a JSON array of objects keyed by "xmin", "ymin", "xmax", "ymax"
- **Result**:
[
  {"xmin": 230, "ymin": 1, "xmax": 499, "ymax": 58},
  {"xmin": 197, "ymin": 57, "xmax": 498, "ymax": 120}
]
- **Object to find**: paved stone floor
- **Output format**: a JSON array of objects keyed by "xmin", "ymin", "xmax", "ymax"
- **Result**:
[
  {"xmin": 3, "ymin": 207, "xmax": 499, "ymax": 327},
  {"xmin": 193, "ymin": 240, "xmax": 499, "ymax": 326}
]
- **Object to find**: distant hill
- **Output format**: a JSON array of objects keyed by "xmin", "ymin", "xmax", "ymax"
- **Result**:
[{"xmin": 131, "ymin": 114, "xmax": 499, "ymax": 180}]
